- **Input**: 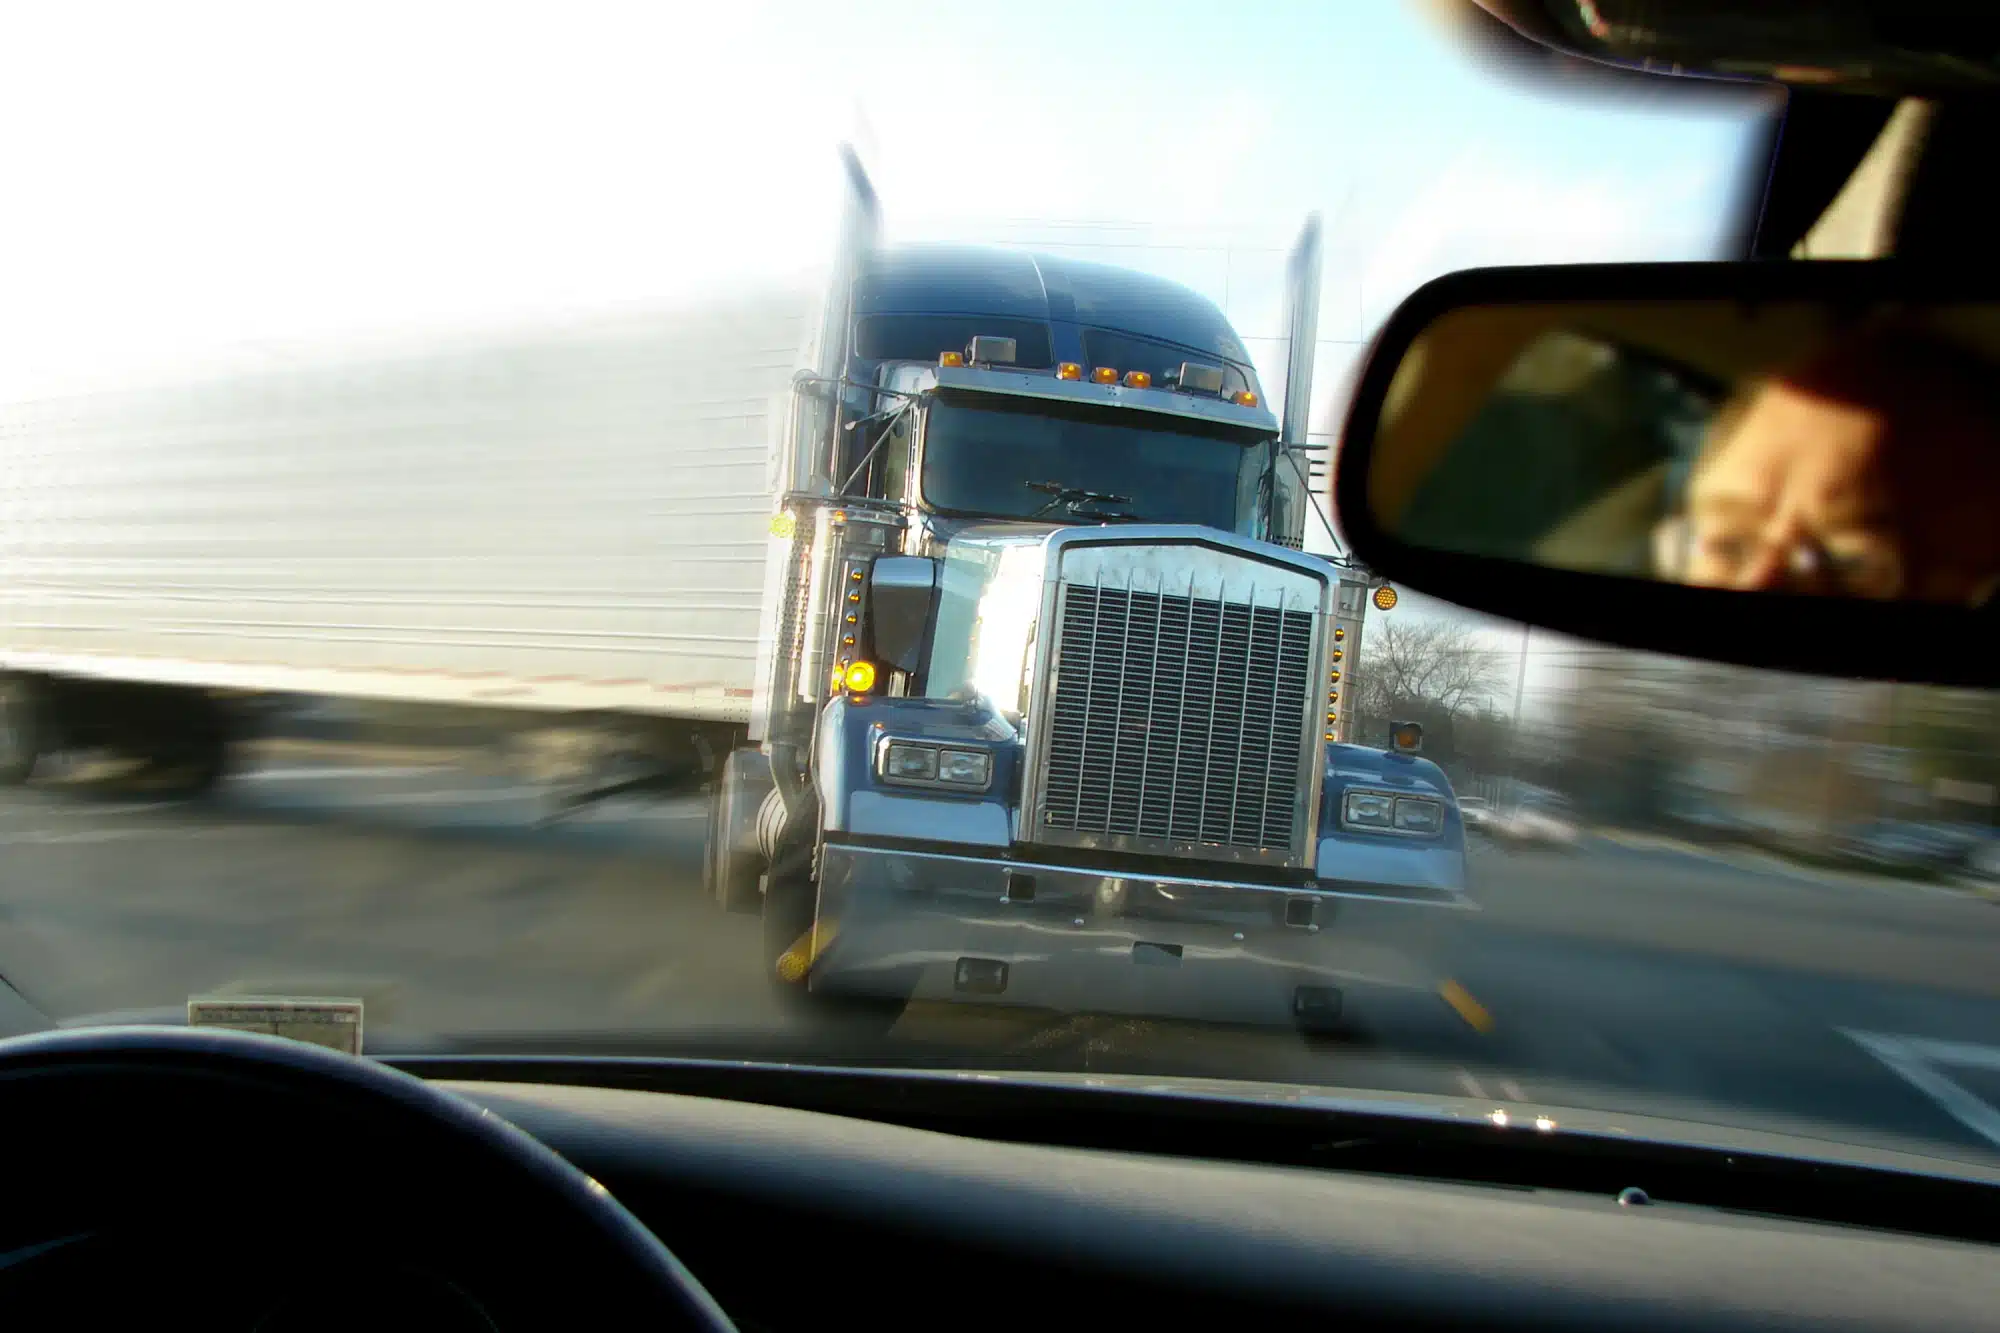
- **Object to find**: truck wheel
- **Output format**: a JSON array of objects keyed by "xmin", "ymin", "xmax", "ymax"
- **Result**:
[
  {"xmin": 137, "ymin": 694, "xmax": 232, "ymax": 797},
  {"xmin": 0, "ymin": 676, "xmax": 44, "ymax": 785},
  {"xmin": 705, "ymin": 749, "xmax": 767, "ymax": 915}
]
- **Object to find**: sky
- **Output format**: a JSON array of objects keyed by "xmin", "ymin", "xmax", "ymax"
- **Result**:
[{"xmin": 0, "ymin": 0, "xmax": 1777, "ymax": 713}]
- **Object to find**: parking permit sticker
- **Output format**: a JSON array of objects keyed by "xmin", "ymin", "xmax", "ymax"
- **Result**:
[{"xmin": 187, "ymin": 996, "xmax": 364, "ymax": 1055}]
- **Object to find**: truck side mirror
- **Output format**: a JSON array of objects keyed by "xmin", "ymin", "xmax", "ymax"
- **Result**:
[{"xmin": 868, "ymin": 556, "xmax": 939, "ymax": 673}]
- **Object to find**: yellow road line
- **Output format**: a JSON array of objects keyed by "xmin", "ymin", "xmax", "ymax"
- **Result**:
[{"xmin": 1439, "ymin": 979, "xmax": 1494, "ymax": 1033}]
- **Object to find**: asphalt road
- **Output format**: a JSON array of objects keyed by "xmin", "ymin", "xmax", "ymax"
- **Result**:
[{"xmin": 3, "ymin": 739, "xmax": 1999, "ymax": 1171}]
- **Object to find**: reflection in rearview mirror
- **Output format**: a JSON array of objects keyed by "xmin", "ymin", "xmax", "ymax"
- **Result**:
[{"xmin": 1365, "ymin": 298, "xmax": 2000, "ymax": 609}]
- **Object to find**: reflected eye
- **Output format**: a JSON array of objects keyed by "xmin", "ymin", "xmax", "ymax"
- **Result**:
[
  {"xmin": 1819, "ymin": 536, "xmax": 1903, "ymax": 597},
  {"xmin": 1692, "ymin": 529, "xmax": 1753, "ymax": 567}
]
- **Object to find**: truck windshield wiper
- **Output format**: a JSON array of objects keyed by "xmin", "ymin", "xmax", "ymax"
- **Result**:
[{"xmin": 1025, "ymin": 480, "xmax": 1134, "ymax": 519}]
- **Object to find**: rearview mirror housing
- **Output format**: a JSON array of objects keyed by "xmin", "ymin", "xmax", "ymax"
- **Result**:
[{"xmin": 1332, "ymin": 260, "xmax": 2000, "ymax": 688}]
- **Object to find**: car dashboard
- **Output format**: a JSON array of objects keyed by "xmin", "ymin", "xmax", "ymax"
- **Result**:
[{"xmin": 2, "ymin": 1060, "xmax": 1995, "ymax": 1331}]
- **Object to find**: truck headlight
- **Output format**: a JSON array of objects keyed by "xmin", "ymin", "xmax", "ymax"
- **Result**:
[
  {"xmin": 1393, "ymin": 797, "xmax": 1443, "ymax": 834},
  {"xmin": 1344, "ymin": 791, "xmax": 1394, "ymax": 828},
  {"xmin": 938, "ymin": 748, "xmax": 992, "ymax": 788},
  {"xmin": 877, "ymin": 739, "xmax": 993, "ymax": 792},
  {"xmin": 882, "ymin": 742, "xmax": 938, "ymax": 782}
]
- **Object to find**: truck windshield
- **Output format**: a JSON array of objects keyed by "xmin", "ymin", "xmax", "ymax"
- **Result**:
[{"xmin": 920, "ymin": 392, "xmax": 1269, "ymax": 533}]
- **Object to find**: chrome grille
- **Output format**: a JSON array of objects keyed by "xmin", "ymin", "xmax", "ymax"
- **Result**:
[{"xmin": 1040, "ymin": 582, "xmax": 1316, "ymax": 855}]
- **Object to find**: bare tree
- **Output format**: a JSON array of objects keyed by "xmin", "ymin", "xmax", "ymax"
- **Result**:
[{"xmin": 1354, "ymin": 620, "xmax": 1508, "ymax": 723}]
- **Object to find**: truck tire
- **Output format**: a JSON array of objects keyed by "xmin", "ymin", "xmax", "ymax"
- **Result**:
[
  {"xmin": 0, "ymin": 676, "xmax": 45, "ymax": 785},
  {"xmin": 704, "ymin": 749, "xmax": 768, "ymax": 915},
  {"xmin": 136, "ymin": 692, "xmax": 232, "ymax": 797}
]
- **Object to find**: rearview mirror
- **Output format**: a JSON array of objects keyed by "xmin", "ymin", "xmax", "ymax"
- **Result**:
[{"xmin": 1333, "ymin": 261, "xmax": 2000, "ymax": 687}]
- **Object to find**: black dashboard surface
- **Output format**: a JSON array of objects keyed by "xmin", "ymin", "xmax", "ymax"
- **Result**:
[{"xmin": 440, "ymin": 1078, "xmax": 2000, "ymax": 1332}]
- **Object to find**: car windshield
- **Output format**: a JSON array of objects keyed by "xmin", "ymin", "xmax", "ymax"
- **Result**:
[
  {"xmin": 8, "ymin": 4, "xmax": 2000, "ymax": 1178},
  {"xmin": 920, "ymin": 392, "xmax": 1268, "ymax": 530}
]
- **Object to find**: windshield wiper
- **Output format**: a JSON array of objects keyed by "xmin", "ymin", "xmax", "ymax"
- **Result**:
[{"xmin": 1025, "ymin": 480, "xmax": 1134, "ymax": 520}]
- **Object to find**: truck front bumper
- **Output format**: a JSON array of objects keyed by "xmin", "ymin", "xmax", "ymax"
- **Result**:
[{"xmin": 809, "ymin": 842, "xmax": 1471, "ymax": 1027}]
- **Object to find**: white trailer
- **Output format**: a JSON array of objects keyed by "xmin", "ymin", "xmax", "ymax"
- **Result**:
[{"xmin": 0, "ymin": 285, "xmax": 818, "ymax": 785}]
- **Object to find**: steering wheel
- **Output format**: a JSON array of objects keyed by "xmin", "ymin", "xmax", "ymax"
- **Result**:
[{"xmin": 0, "ymin": 1026, "xmax": 736, "ymax": 1330}]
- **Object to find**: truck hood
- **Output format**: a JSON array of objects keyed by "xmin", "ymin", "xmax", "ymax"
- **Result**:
[{"xmin": 1325, "ymin": 743, "xmax": 1455, "ymax": 798}]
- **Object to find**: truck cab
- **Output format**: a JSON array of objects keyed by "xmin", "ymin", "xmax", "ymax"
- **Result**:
[
  {"xmin": 835, "ymin": 244, "xmax": 1310, "ymax": 551},
  {"xmin": 716, "ymin": 193, "xmax": 1470, "ymax": 1034}
]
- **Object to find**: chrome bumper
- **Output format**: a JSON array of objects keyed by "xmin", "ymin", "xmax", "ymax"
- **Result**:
[{"xmin": 810, "ymin": 843, "xmax": 1469, "ymax": 1026}]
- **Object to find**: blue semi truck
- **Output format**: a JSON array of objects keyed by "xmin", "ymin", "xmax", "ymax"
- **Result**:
[{"xmin": 711, "ymin": 149, "xmax": 1471, "ymax": 1031}]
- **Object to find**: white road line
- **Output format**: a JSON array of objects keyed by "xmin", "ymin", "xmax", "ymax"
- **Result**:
[
  {"xmin": 1602, "ymin": 830, "xmax": 1982, "ymax": 897},
  {"xmin": 1842, "ymin": 1029, "xmax": 2000, "ymax": 1150},
  {"xmin": 244, "ymin": 766, "xmax": 455, "ymax": 782},
  {"xmin": 0, "ymin": 802, "xmax": 179, "ymax": 817},
  {"xmin": 0, "ymin": 826, "xmax": 263, "ymax": 845},
  {"xmin": 263, "ymin": 787, "xmax": 550, "ymax": 808},
  {"xmin": 1498, "ymin": 1078, "xmax": 1524, "ymax": 1101},
  {"xmin": 561, "ymin": 806, "xmax": 707, "ymax": 824},
  {"xmin": 1455, "ymin": 1070, "xmax": 1487, "ymax": 1099},
  {"xmin": 617, "ymin": 965, "xmax": 682, "ymax": 1009},
  {"xmin": 1891, "ymin": 1036, "xmax": 2000, "ymax": 1074}
]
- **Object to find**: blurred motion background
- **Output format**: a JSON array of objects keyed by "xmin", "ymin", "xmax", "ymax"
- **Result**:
[{"xmin": 1350, "ymin": 623, "xmax": 2000, "ymax": 885}]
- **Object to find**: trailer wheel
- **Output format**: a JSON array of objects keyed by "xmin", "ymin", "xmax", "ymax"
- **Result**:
[
  {"xmin": 0, "ymin": 676, "xmax": 45, "ymax": 785},
  {"xmin": 136, "ymin": 693, "xmax": 233, "ymax": 797}
]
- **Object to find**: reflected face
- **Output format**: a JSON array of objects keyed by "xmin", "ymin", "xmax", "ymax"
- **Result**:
[
  {"xmin": 1675, "ymin": 381, "xmax": 1906, "ymax": 597},
  {"xmin": 1663, "ymin": 332, "xmax": 2000, "ymax": 605}
]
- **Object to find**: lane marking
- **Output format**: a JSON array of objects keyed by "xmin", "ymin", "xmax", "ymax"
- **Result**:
[
  {"xmin": 0, "ymin": 801, "xmax": 177, "ymax": 817},
  {"xmin": 0, "ymin": 829, "xmax": 134, "ymax": 845},
  {"xmin": 1842, "ymin": 1029, "xmax": 2000, "ymax": 1150},
  {"xmin": 1455, "ymin": 1070, "xmax": 1487, "ymax": 1099},
  {"xmin": 244, "ymin": 765, "xmax": 455, "ymax": 782},
  {"xmin": 255, "ymin": 787, "xmax": 549, "ymax": 808},
  {"xmin": 617, "ymin": 965, "xmax": 682, "ymax": 1009},
  {"xmin": 0, "ymin": 826, "xmax": 263, "ymax": 846},
  {"xmin": 1894, "ymin": 1037, "xmax": 2000, "ymax": 1073},
  {"xmin": 1598, "ymin": 830, "xmax": 1976, "ymax": 897},
  {"xmin": 1439, "ymin": 979, "xmax": 1494, "ymax": 1033},
  {"xmin": 1499, "ymin": 1078, "xmax": 1524, "ymax": 1101},
  {"xmin": 556, "ymin": 806, "xmax": 707, "ymax": 824}
]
